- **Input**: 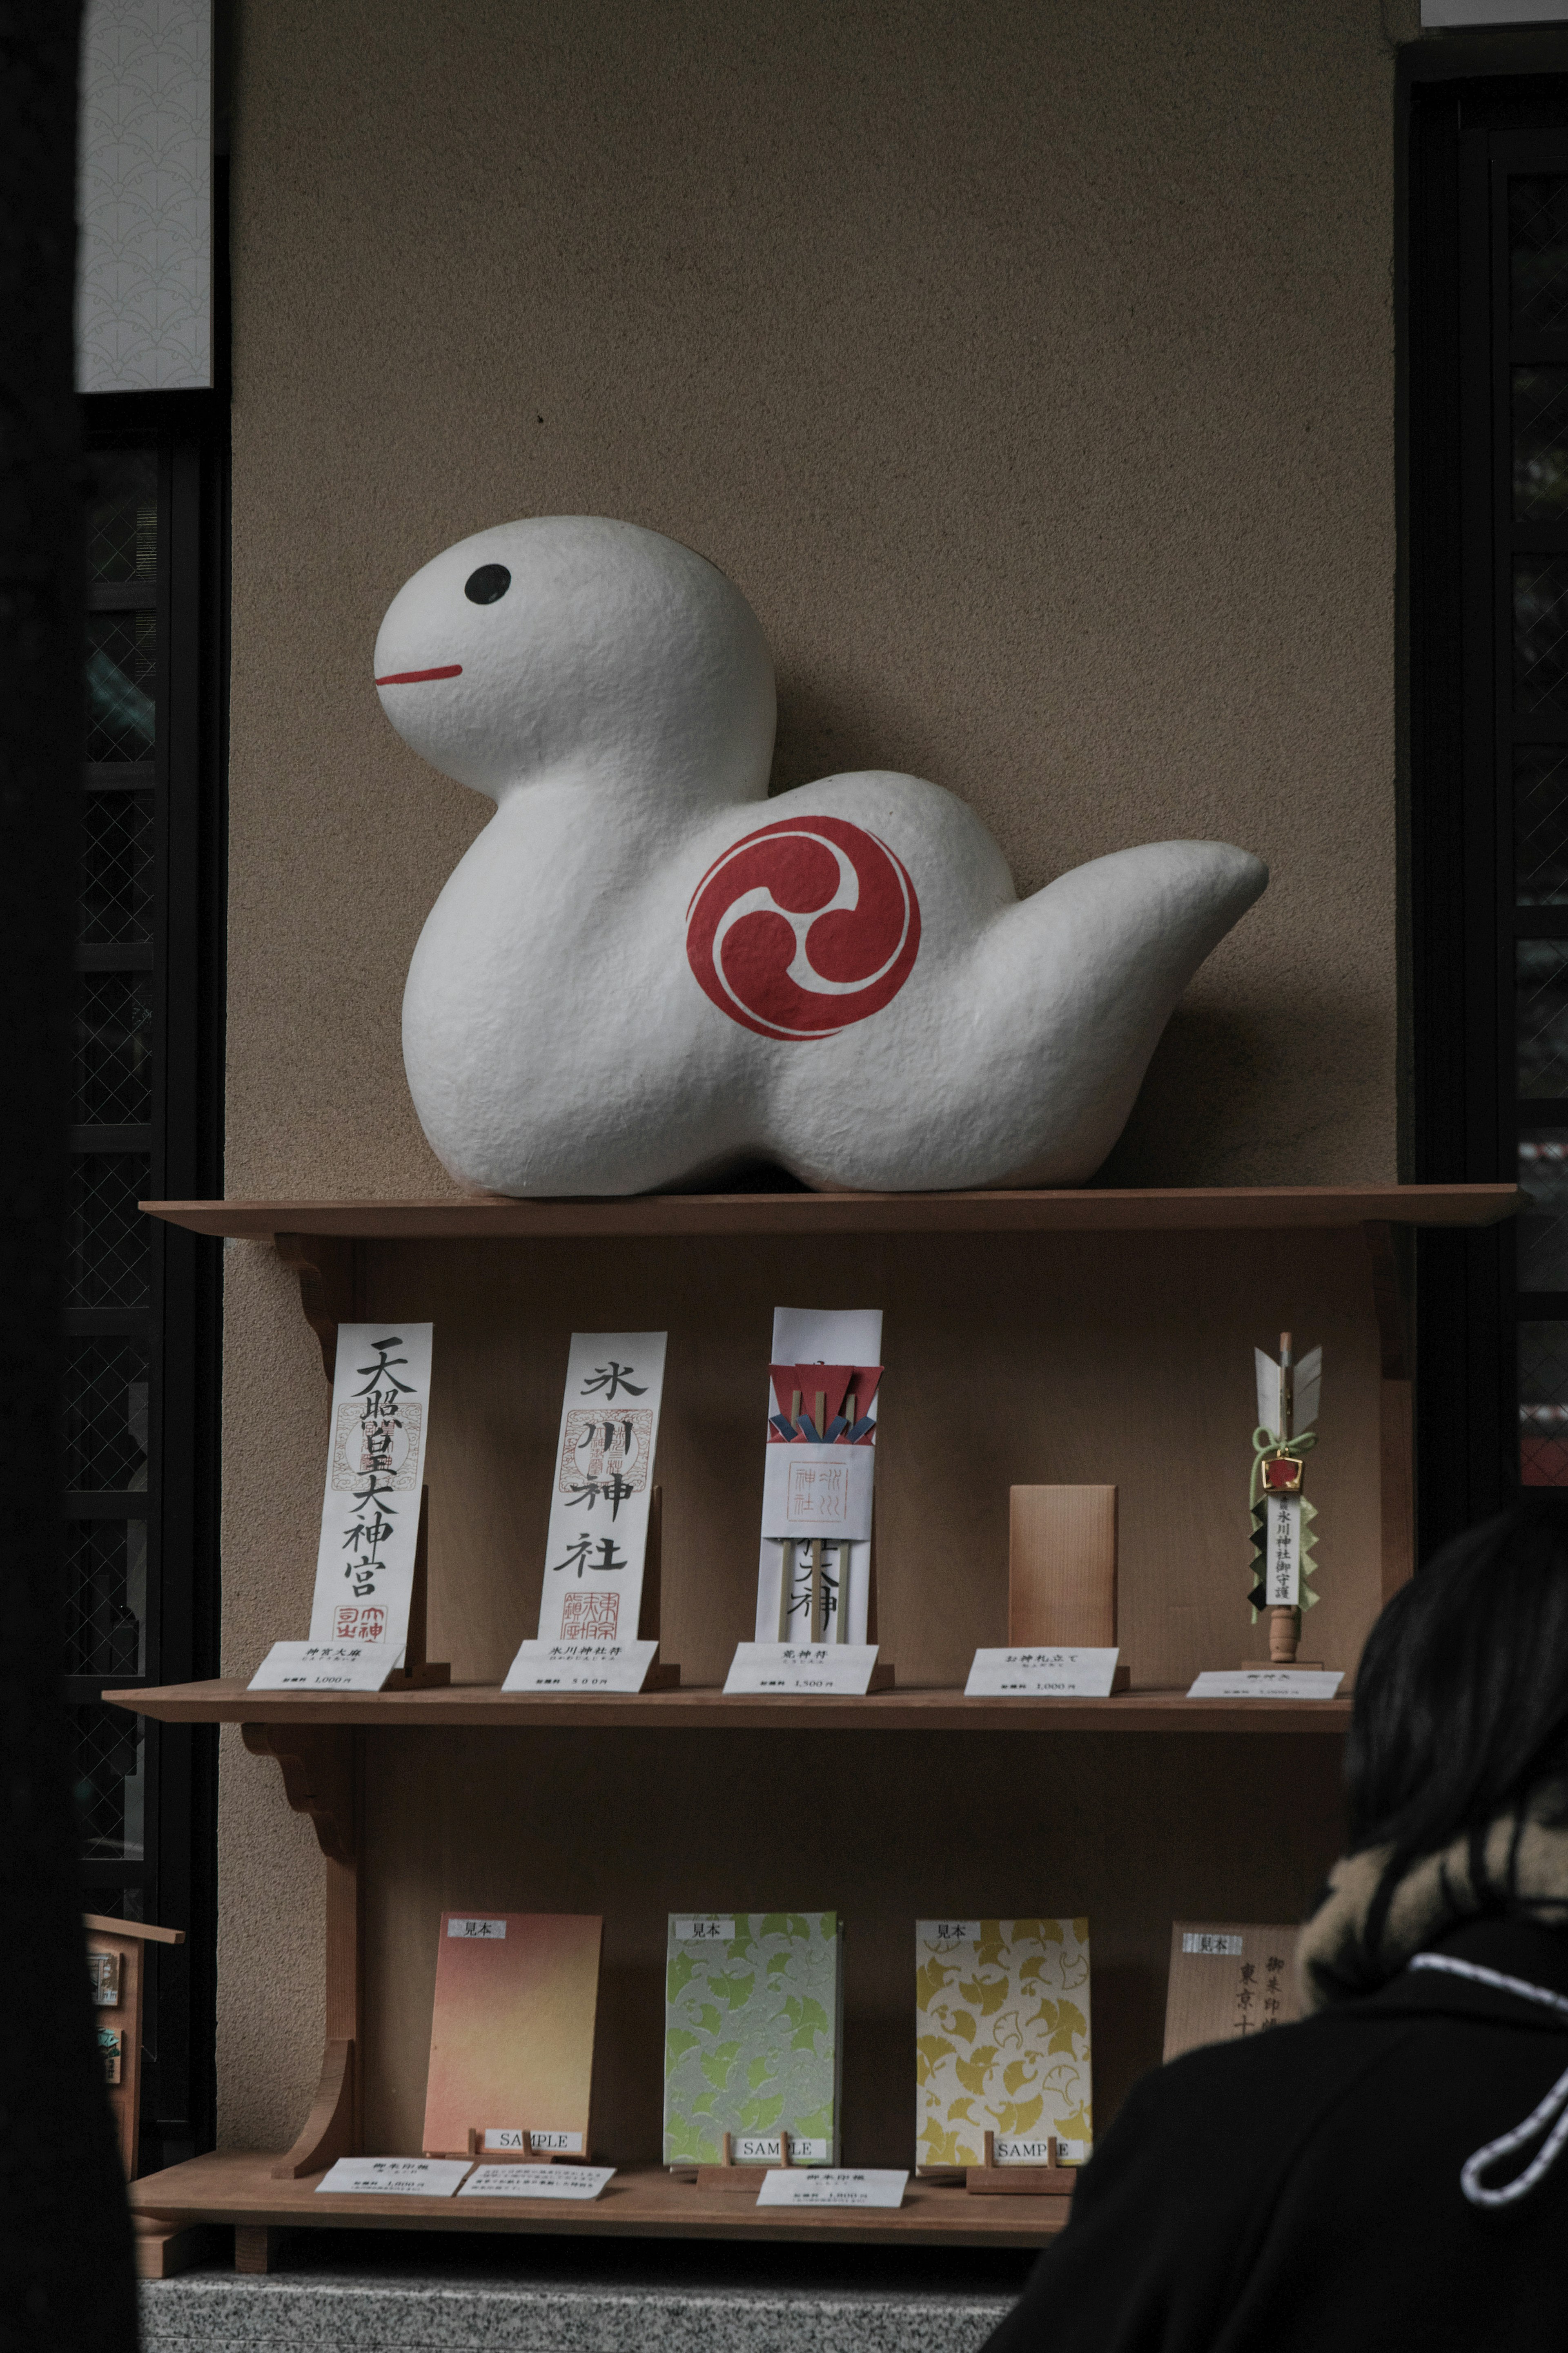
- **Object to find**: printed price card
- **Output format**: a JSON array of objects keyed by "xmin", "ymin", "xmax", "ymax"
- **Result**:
[
  {"xmin": 248, "ymin": 1639, "xmax": 400, "ymax": 1693},
  {"xmin": 724, "ymin": 1642, "xmax": 882, "ymax": 1696},
  {"xmin": 965, "ymin": 1647, "xmax": 1120, "ymax": 1698},
  {"xmin": 1187, "ymin": 1670, "xmax": 1343, "ymax": 1700},
  {"xmin": 458, "ymin": 2164, "xmax": 615, "ymax": 2201},
  {"xmin": 755, "ymin": 2167, "xmax": 908, "ymax": 2210},
  {"xmin": 316, "ymin": 2158, "xmax": 469, "ymax": 2197},
  {"xmin": 502, "ymin": 1639, "xmax": 660, "ymax": 1695}
]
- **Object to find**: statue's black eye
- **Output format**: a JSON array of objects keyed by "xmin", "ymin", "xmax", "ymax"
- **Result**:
[{"xmin": 464, "ymin": 564, "xmax": 511, "ymax": 605}]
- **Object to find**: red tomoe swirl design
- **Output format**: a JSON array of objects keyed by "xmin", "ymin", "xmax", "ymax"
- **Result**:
[{"xmin": 685, "ymin": 814, "xmax": 921, "ymax": 1041}]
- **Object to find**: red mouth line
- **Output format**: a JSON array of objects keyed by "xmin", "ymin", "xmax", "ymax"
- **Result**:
[{"xmin": 374, "ymin": 664, "xmax": 463, "ymax": 685}]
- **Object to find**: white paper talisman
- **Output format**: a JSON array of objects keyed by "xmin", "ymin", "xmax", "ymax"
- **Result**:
[
  {"xmin": 248, "ymin": 1639, "xmax": 401, "ymax": 1693},
  {"xmin": 306, "ymin": 1323, "xmax": 433, "ymax": 1657},
  {"xmin": 964, "ymin": 1647, "xmax": 1121, "ymax": 1698},
  {"xmin": 531, "ymin": 1332, "xmax": 667, "ymax": 1650},
  {"xmin": 755, "ymin": 2167, "xmax": 908, "ymax": 2209},
  {"xmin": 724, "ymin": 1642, "xmax": 882, "ymax": 1696},
  {"xmin": 754, "ymin": 1307, "xmax": 882, "ymax": 1645},
  {"xmin": 316, "ymin": 2157, "xmax": 468, "ymax": 2197},
  {"xmin": 458, "ymin": 2164, "xmax": 615, "ymax": 2200},
  {"xmin": 503, "ymin": 1638, "xmax": 661, "ymax": 1694}
]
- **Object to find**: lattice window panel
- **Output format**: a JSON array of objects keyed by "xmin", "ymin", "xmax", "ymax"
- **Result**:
[
  {"xmin": 65, "ymin": 1334, "xmax": 149, "ymax": 1490},
  {"xmin": 66, "ymin": 1154, "xmax": 151, "ymax": 1309},
  {"xmin": 80, "ymin": 790, "xmax": 153, "ymax": 944},
  {"xmin": 74, "ymin": 970, "xmax": 153, "ymax": 1125},
  {"xmin": 86, "ymin": 610, "xmax": 157, "ymax": 763},
  {"xmin": 69, "ymin": 1702, "xmax": 144, "ymax": 1860},
  {"xmin": 88, "ymin": 449, "xmax": 158, "ymax": 584},
  {"xmin": 1513, "ymin": 556, "xmax": 1568, "ymax": 714},
  {"xmin": 1511, "ymin": 176, "xmax": 1568, "ymax": 337},
  {"xmin": 64, "ymin": 1521, "xmax": 146, "ymax": 1677}
]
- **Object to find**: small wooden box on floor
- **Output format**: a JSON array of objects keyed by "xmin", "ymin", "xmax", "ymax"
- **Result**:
[{"xmin": 1009, "ymin": 1484, "xmax": 1127, "ymax": 1688}]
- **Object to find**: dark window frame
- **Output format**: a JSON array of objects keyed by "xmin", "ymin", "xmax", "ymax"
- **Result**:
[
  {"xmin": 73, "ymin": 390, "xmax": 227, "ymax": 2170},
  {"xmin": 1407, "ymin": 71, "xmax": 1568, "ymax": 1552}
]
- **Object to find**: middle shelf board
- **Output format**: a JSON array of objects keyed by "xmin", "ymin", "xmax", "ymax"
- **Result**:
[
  {"xmin": 106, "ymin": 1678, "xmax": 1352, "ymax": 1735},
  {"xmin": 130, "ymin": 2151, "xmax": 1070, "ymax": 2250}
]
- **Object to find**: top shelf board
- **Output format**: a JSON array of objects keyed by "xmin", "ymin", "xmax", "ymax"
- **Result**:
[{"xmin": 141, "ymin": 1183, "xmax": 1517, "ymax": 1243}]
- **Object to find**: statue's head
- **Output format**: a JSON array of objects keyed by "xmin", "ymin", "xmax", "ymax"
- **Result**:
[{"xmin": 373, "ymin": 515, "xmax": 776, "ymax": 805}]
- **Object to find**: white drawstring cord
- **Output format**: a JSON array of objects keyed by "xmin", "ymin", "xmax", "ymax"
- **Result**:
[{"xmin": 1409, "ymin": 1953, "xmax": 1568, "ymax": 2207}]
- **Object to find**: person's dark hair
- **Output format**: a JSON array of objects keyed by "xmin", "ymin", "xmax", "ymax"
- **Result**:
[{"xmin": 1345, "ymin": 1502, "xmax": 1568, "ymax": 1885}]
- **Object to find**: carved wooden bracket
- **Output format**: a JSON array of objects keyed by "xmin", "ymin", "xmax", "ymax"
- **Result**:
[
  {"xmin": 275, "ymin": 1231, "xmax": 356, "ymax": 1383},
  {"xmin": 270, "ymin": 2037, "xmax": 356, "ymax": 2181},
  {"xmin": 241, "ymin": 1724, "xmax": 356, "ymax": 1865}
]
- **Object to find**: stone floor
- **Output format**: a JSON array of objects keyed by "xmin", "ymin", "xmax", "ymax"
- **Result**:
[{"xmin": 139, "ymin": 2230, "xmax": 1031, "ymax": 2351}]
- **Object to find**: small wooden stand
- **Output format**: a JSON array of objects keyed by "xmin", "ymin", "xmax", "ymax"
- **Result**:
[
  {"xmin": 1009, "ymin": 1485, "xmax": 1129, "ymax": 1690},
  {"xmin": 384, "ymin": 1488, "xmax": 451, "ymax": 1689},
  {"xmin": 87, "ymin": 1912, "xmax": 201, "ymax": 2279},
  {"xmin": 695, "ymin": 2129, "xmax": 797, "ymax": 2190},
  {"xmin": 84, "ymin": 1911, "xmax": 186, "ymax": 2181},
  {"xmin": 964, "ymin": 2130, "xmax": 1076, "ymax": 2196}
]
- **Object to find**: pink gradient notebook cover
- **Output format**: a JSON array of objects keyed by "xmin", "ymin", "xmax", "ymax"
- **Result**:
[{"xmin": 421, "ymin": 1912, "xmax": 603, "ymax": 2157}]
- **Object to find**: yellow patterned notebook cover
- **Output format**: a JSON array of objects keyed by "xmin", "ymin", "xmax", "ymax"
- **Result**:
[{"xmin": 915, "ymin": 1917, "xmax": 1092, "ymax": 2167}]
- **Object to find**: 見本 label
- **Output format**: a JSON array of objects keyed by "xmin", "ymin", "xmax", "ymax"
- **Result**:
[
  {"xmin": 674, "ymin": 1918, "xmax": 736, "ymax": 1944},
  {"xmin": 459, "ymin": 2164, "xmax": 615, "ymax": 2200},
  {"xmin": 724, "ymin": 1642, "xmax": 882, "ymax": 1696},
  {"xmin": 1183, "ymin": 1931, "xmax": 1244, "ymax": 1956},
  {"xmin": 448, "ymin": 1917, "xmax": 507, "ymax": 1939},
  {"xmin": 316, "ymin": 2158, "xmax": 468, "ymax": 2197},
  {"xmin": 964, "ymin": 1647, "xmax": 1120, "ymax": 1698},
  {"xmin": 247, "ymin": 1638, "xmax": 400, "ymax": 1693},
  {"xmin": 755, "ymin": 2168, "xmax": 907, "ymax": 2209},
  {"xmin": 306, "ymin": 1323, "xmax": 433, "ymax": 1659},
  {"xmin": 502, "ymin": 1638, "xmax": 660, "ymax": 1694}
]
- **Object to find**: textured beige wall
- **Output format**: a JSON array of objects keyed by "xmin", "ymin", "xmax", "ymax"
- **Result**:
[{"xmin": 219, "ymin": 0, "xmax": 1418, "ymax": 2143}]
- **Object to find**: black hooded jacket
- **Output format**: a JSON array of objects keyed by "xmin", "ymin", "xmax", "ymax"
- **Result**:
[{"xmin": 982, "ymin": 1916, "xmax": 1568, "ymax": 2352}]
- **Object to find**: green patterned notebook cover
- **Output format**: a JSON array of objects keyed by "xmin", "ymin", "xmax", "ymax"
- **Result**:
[
  {"xmin": 915, "ymin": 1917, "xmax": 1092, "ymax": 2167},
  {"xmin": 662, "ymin": 1911, "xmax": 841, "ymax": 2165}
]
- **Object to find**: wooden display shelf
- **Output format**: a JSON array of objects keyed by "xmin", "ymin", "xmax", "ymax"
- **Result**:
[
  {"xmin": 129, "ymin": 2151, "xmax": 1068, "ymax": 2255},
  {"xmin": 107, "ymin": 1676, "xmax": 1352, "ymax": 1735},
  {"xmin": 145, "ymin": 1179, "xmax": 1509, "ymax": 2275},
  {"xmin": 141, "ymin": 1181, "xmax": 1516, "ymax": 1242}
]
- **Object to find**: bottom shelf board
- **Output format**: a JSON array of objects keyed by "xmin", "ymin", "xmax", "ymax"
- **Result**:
[{"xmin": 129, "ymin": 2152, "xmax": 1070, "ymax": 2250}]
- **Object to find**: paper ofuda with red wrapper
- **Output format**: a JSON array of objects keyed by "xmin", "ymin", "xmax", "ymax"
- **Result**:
[{"xmin": 753, "ymin": 1308, "xmax": 883, "ymax": 1644}]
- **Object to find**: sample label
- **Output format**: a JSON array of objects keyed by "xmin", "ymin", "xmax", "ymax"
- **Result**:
[
  {"xmin": 674, "ymin": 1919, "xmax": 736, "ymax": 1945},
  {"xmin": 448, "ymin": 1918, "xmax": 508, "ymax": 1940},
  {"xmin": 1183, "ymin": 1931, "xmax": 1245, "ymax": 1956}
]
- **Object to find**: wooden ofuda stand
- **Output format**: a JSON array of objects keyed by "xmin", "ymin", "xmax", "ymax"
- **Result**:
[{"xmin": 107, "ymin": 1184, "xmax": 1513, "ymax": 2276}]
